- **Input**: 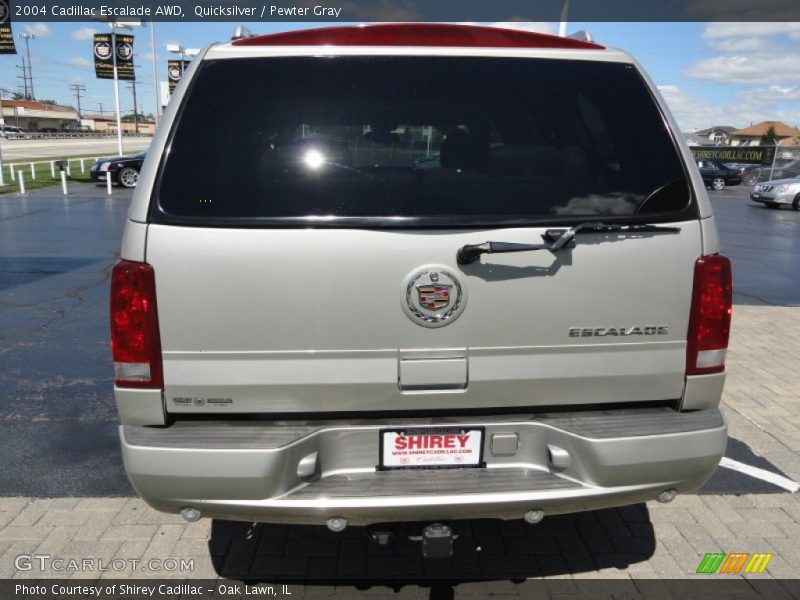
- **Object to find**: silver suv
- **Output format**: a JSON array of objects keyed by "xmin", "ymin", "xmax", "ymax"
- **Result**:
[{"xmin": 111, "ymin": 24, "xmax": 731, "ymax": 549}]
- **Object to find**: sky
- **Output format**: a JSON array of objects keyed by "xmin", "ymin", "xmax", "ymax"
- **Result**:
[{"xmin": 2, "ymin": 20, "xmax": 799, "ymax": 132}]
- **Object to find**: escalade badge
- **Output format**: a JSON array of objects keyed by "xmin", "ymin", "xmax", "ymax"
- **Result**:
[{"xmin": 402, "ymin": 266, "xmax": 466, "ymax": 328}]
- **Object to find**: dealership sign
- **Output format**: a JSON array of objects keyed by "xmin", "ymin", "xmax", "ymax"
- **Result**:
[
  {"xmin": 167, "ymin": 59, "xmax": 191, "ymax": 93},
  {"xmin": 0, "ymin": 0, "xmax": 17, "ymax": 55},
  {"xmin": 93, "ymin": 33, "xmax": 135, "ymax": 81},
  {"xmin": 690, "ymin": 146, "xmax": 776, "ymax": 165}
]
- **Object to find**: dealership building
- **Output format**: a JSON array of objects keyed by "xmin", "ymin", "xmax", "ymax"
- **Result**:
[
  {"xmin": 0, "ymin": 100, "xmax": 80, "ymax": 131},
  {"xmin": 1, "ymin": 99, "xmax": 155, "ymax": 135}
]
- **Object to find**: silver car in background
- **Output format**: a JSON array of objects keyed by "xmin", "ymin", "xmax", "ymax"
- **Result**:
[
  {"xmin": 750, "ymin": 178, "xmax": 800, "ymax": 210},
  {"xmin": 111, "ymin": 24, "xmax": 731, "ymax": 558}
]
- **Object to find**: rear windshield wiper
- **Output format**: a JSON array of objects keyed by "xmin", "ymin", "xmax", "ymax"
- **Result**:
[{"xmin": 456, "ymin": 222, "xmax": 681, "ymax": 265}]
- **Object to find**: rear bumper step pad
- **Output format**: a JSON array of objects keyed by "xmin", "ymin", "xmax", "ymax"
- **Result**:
[
  {"xmin": 121, "ymin": 408, "xmax": 726, "ymax": 525},
  {"xmin": 125, "ymin": 406, "xmax": 724, "ymax": 449}
]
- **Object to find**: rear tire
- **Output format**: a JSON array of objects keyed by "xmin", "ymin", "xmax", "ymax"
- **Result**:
[{"xmin": 711, "ymin": 177, "xmax": 725, "ymax": 191}]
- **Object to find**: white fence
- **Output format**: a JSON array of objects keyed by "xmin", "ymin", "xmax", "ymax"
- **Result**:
[
  {"xmin": 0, "ymin": 155, "xmax": 117, "ymax": 195},
  {"xmin": 2, "ymin": 156, "xmax": 98, "ymax": 183}
]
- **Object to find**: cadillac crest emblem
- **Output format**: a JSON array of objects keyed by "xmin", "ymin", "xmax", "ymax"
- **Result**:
[{"xmin": 402, "ymin": 266, "xmax": 466, "ymax": 328}]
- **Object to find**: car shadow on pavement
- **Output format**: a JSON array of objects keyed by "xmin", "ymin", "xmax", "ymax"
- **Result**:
[{"xmin": 208, "ymin": 504, "xmax": 655, "ymax": 586}]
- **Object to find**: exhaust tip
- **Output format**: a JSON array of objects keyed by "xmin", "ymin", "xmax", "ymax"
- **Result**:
[
  {"xmin": 657, "ymin": 489, "xmax": 678, "ymax": 504},
  {"xmin": 180, "ymin": 507, "xmax": 202, "ymax": 522},
  {"xmin": 523, "ymin": 509, "xmax": 544, "ymax": 524},
  {"xmin": 326, "ymin": 517, "xmax": 348, "ymax": 532}
]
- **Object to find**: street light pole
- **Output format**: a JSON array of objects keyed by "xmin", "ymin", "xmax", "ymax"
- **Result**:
[
  {"xmin": 18, "ymin": 33, "xmax": 36, "ymax": 99},
  {"xmin": 150, "ymin": 21, "xmax": 159, "ymax": 125},
  {"xmin": 19, "ymin": 31, "xmax": 36, "ymax": 100},
  {"xmin": 166, "ymin": 43, "xmax": 186, "ymax": 75},
  {"xmin": 110, "ymin": 25, "xmax": 124, "ymax": 155},
  {"xmin": 558, "ymin": 0, "xmax": 570, "ymax": 37},
  {"xmin": 24, "ymin": 35, "xmax": 35, "ymax": 99}
]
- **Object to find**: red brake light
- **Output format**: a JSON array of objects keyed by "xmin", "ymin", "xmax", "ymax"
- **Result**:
[
  {"xmin": 233, "ymin": 24, "xmax": 604, "ymax": 50},
  {"xmin": 110, "ymin": 260, "xmax": 163, "ymax": 388},
  {"xmin": 686, "ymin": 255, "xmax": 732, "ymax": 376}
]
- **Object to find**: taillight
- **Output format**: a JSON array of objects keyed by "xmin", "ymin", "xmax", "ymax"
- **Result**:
[
  {"xmin": 686, "ymin": 255, "xmax": 732, "ymax": 375},
  {"xmin": 110, "ymin": 260, "xmax": 163, "ymax": 388}
]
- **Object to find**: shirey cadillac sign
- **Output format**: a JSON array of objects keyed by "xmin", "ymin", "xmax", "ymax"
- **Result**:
[
  {"xmin": 690, "ymin": 146, "xmax": 776, "ymax": 165},
  {"xmin": 0, "ymin": 0, "xmax": 17, "ymax": 55},
  {"xmin": 93, "ymin": 33, "xmax": 135, "ymax": 81}
]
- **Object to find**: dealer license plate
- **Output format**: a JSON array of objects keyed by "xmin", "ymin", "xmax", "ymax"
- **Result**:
[{"xmin": 379, "ymin": 427, "xmax": 484, "ymax": 469}]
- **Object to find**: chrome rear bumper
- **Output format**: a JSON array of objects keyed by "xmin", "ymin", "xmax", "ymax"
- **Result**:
[{"xmin": 120, "ymin": 407, "xmax": 726, "ymax": 525}]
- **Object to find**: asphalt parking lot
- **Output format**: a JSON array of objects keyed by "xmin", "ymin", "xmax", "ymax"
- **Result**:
[
  {"xmin": 1, "ymin": 182, "xmax": 799, "ymax": 593},
  {"xmin": 712, "ymin": 185, "xmax": 800, "ymax": 306}
]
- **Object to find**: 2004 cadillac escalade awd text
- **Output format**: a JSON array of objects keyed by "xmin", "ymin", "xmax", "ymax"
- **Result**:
[{"xmin": 111, "ymin": 24, "xmax": 731, "ymax": 553}]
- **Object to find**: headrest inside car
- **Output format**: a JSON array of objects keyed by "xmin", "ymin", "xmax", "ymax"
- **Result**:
[{"xmin": 440, "ymin": 131, "xmax": 489, "ymax": 171}]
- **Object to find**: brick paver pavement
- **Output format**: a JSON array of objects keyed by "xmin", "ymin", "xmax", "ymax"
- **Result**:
[{"xmin": 2, "ymin": 305, "xmax": 799, "ymax": 592}]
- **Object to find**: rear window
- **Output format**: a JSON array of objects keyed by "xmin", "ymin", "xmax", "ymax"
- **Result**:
[{"xmin": 154, "ymin": 56, "xmax": 694, "ymax": 227}]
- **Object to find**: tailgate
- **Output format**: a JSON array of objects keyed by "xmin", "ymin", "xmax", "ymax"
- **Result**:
[{"xmin": 147, "ymin": 222, "xmax": 699, "ymax": 414}]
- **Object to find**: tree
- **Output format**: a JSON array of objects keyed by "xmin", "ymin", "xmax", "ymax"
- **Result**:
[
  {"xmin": 760, "ymin": 125, "xmax": 778, "ymax": 146},
  {"xmin": 121, "ymin": 112, "xmax": 148, "ymax": 122}
]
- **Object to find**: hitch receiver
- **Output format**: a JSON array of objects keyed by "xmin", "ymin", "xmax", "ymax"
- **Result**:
[{"xmin": 421, "ymin": 523, "xmax": 454, "ymax": 559}]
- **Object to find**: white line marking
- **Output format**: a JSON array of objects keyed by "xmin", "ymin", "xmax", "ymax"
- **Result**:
[{"xmin": 719, "ymin": 457, "xmax": 800, "ymax": 493}]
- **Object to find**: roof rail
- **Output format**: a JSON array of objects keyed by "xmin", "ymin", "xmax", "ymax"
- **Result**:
[
  {"xmin": 566, "ymin": 30, "xmax": 595, "ymax": 43},
  {"xmin": 231, "ymin": 26, "xmax": 255, "ymax": 41}
]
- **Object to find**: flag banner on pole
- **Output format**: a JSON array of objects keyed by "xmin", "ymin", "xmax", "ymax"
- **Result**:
[
  {"xmin": 167, "ymin": 60, "xmax": 191, "ymax": 93},
  {"xmin": 0, "ymin": 0, "xmax": 17, "ymax": 55},
  {"xmin": 94, "ymin": 33, "xmax": 135, "ymax": 81}
]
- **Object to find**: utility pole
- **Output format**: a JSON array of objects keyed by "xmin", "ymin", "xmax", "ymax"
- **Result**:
[
  {"xmin": 0, "ymin": 87, "xmax": 13, "ymax": 186},
  {"xmin": 16, "ymin": 65, "xmax": 30, "ymax": 100},
  {"xmin": 69, "ymin": 83, "xmax": 86, "ymax": 119},
  {"xmin": 17, "ymin": 33, "xmax": 37, "ymax": 100},
  {"xmin": 126, "ymin": 80, "xmax": 139, "ymax": 135}
]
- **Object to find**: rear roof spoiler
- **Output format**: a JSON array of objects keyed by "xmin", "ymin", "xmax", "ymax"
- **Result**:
[{"xmin": 231, "ymin": 24, "xmax": 605, "ymax": 50}]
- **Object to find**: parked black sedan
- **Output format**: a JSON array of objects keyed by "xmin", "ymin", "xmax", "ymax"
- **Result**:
[
  {"xmin": 694, "ymin": 159, "xmax": 743, "ymax": 191},
  {"xmin": 89, "ymin": 151, "xmax": 146, "ymax": 188}
]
